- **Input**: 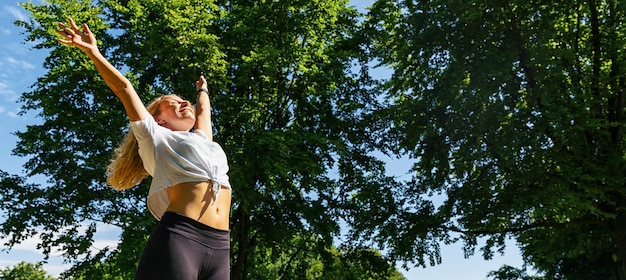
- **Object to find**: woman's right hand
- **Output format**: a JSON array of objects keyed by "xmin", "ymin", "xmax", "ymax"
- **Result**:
[{"xmin": 56, "ymin": 17, "xmax": 98, "ymax": 53}]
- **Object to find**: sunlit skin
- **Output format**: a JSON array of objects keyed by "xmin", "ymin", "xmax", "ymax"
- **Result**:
[
  {"xmin": 157, "ymin": 95, "xmax": 231, "ymax": 230},
  {"xmin": 57, "ymin": 17, "xmax": 231, "ymax": 230},
  {"xmin": 166, "ymin": 182, "xmax": 232, "ymax": 230},
  {"xmin": 155, "ymin": 95, "xmax": 196, "ymax": 131}
]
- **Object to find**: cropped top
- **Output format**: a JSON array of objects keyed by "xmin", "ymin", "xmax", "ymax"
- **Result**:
[{"xmin": 130, "ymin": 115, "xmax": 231, "ymax": 220}]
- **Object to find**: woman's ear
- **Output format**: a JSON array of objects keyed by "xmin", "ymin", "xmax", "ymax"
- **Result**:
[{"xmin": 154, "ymin": 116, "xmax": 165, "ymax": 125}]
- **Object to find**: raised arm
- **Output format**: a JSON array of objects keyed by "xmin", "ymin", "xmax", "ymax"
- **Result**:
[
  {"xmin": 57, "ymin": 17, "xmax": 147, "ymax": 122},
  {"xmin": 194, "ymin": 75, "xmax": 213, "ymax": 141}
]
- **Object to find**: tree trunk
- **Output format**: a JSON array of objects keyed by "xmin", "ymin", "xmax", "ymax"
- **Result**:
[
  {"xmin": 231, "ymin": 205, "xmax": 250, "ymax": 280},
  {"xmin": 614, "ymin": 211, "xmax": 626, "ymax": 280},
  {"xmin": 616, "ymin": 237, "xmax": 626, "ymax": 280}
]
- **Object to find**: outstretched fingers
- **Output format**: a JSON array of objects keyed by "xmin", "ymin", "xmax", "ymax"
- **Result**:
[
  {"xmin": 56, "ymin": 18, "xmax": 79, "ymax": 43},
  {"xmin": 82, "ymin": 23, "xmax": 91, "ymax": 35},
  {"xmin": 68, "ymin": 17, "xmax": 81, "ymax": 32},
  {"xmin": 56, "ymin": 17, "xmax": 97, "ymax": 50},
  {"xmin": 55, "ymin": 24, "xmax": 73, "ymax": 44}
]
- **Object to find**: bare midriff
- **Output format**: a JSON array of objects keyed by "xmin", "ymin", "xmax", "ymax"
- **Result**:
[{"xmin": 165, "ymin": 181, "xmax": 231, "ymax": 230}]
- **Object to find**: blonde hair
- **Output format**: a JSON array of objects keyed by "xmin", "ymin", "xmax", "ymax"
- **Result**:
[{"xmin": 106, "ymin": 95, "xmax": 170, "ymax": 190}]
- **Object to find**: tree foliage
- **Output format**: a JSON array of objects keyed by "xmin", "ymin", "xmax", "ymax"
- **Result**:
[
  {"xmin": 0, "ymin": 262, "xmax": 56, "ymax": 280},
  {"xmin": 241, "ymin": 234, "xmax": 405, "ymax": 280},
  {"xmin": 361, "ymin": 0, "xmax": 626, "ymax": 279},
  {"xmin": 9, "ymin": 0, "xmax": 626, "ymax": 279},
  {"xmin": 487, "ymin": 265, "xmax": 544, "ymax": 280},
  {"xmin": 0, "ymin": 0, "xmax": 397, "ymax": 279}
]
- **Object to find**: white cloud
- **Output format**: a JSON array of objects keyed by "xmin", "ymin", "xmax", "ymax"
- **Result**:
[
  {"xmin": 42, "ymin": 263, "xmax": 69, "ymax": 278},
  {"xmin": 0, "ymin": 221, "xmax": 122, "ymax": 257},
  {"xmin": 0, "ymin": 227, "xmax": 121, "ymax": 277},
  {"xmin": 0, "ymin": 259, "xmax": 18, "ymax": 267},
  {"xmin": 1, "ymin": 235, "xmax": 52, "ymax": 255},
  {"xmin": 6, "ymin": 110, "xmax": 19, "ymax": 118},
  {"xmin": 0, "ymin": 81, "xmax": 18, "ymax": 101},
  {"xmin": 0, "ymin": 253, "xmax": 70, "ymax": 278},
  {"xmin": 92, "ymin": 239, "xmax": 121, "ymax": 251},
  {"xmin": 3, "ymin": 5, "xmax": 28, "ymax": 22},
  {"xmin": 6, "ymin": 56, "xmax": 35, "ymax": 70},
  {"xmin": 3, "ymin": 42, "xmax": 31, "ymax": 56}
]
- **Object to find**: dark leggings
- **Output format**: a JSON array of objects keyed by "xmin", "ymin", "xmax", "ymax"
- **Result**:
[{"xmin": 135, "ymin": 212, "xmax": 231, "ymax": 280}]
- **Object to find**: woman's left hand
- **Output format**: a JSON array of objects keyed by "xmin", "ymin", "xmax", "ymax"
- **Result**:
[
  {"xmin": 195, "ymin": 74, "xmax": 208, "ymax": 92},
  {"xmin": 56, "ymin": 17, "xmax": 98, "ymax": 53}
]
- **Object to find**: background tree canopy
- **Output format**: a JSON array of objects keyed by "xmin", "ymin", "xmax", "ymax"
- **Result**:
[
  {"xmin": 1, "ymin": 0, "xmax": 400, "ymax": 279},
  {"xmin": 358, "ymin": 0, "xmax": 626, "ymax": 279},
  {"xmin": 0, "ymin": 261, "xmax": 56, "ymax": 280},
  {"xmin": 1, "ymin": 0, "xmax": 625, "ymax": 279}
]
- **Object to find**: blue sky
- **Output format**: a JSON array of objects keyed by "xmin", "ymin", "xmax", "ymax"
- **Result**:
[{"xmin": 0, "ymin": 1, "xmax": 526, "ymax": 279}]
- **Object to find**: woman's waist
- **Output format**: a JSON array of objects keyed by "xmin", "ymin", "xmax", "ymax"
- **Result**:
[
  {"xmin": 159, "ymin": 212, "xmax": 230, "ymax": 248},
  {"xmin": 166, "ymin": 181, "xmax": 232, "ymax": 230}
]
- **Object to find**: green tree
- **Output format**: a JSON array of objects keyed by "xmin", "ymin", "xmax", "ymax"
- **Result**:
[
  {"xmin": 357, "ymin": 0, "xmax": 626, "ymax": 279},
  {"xmin": 239, "ymin": 234, "xmax": 405, "ymax": 279},
  {"xmin": 0, "ymin": 0, "xmax": 391, "ymax": 279},
  {"xmin": 320, "ymin": 247, "xmax": 406, "ymax": 280},
  {"xmin": 0, "ymin": 262, "xmax": 56, "ymax": 280},
  {"xmin": 487, "ymin": 265, "xmax": 544, "ymax": 280}
]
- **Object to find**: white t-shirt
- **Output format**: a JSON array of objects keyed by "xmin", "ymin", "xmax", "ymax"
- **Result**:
[{"xmin": 130, "ymin": 115, "xmax": 231, "ymax": 220}]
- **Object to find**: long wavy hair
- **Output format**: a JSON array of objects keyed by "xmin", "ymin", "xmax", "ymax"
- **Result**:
[{"xmin": 106, "ymin": 95, "xmax": 168, "ymax": 190}]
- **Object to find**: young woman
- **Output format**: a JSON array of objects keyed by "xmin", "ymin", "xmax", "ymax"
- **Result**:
[{"xmin": 57, "ymin": 17, "xmax": 232, "ymax": 279}]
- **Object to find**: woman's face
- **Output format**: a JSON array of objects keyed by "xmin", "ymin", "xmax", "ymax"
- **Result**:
[{"xmin": 155, "ymin": 95, "xmax": 196, "ymax": 131}]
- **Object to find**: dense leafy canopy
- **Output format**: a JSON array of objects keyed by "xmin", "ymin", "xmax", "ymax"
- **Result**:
[
  {"xmin": 0, "ymin": 262, "xmax": 57, "ymax": 280},
  {"xmin": 0, "ymin": 0, "xmax": 398, "ymax": 279},
  {"xmin": 3, "ymin": 0, "xmax": 626, "ymax": 279},
  {"xmin": 362, "ymin": 0, "xmax": 626, "ymax": 278}
]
